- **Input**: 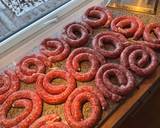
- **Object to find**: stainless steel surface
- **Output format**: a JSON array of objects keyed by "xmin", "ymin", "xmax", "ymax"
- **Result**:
[{"xmin": 106, "ymin": 0, "xmax": 159, "ymax": 14}]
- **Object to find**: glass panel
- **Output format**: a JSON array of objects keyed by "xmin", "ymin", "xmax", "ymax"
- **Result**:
[{"xmin": 0, "ymin": 0, "xmax": 71, "ymax": 42}]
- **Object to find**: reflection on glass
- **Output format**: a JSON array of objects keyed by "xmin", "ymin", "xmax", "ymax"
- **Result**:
[
  {"xmin": 1, "ymin": 0, "xmax": 49, "ymax": 16},
  {"xmin": 0, "ymin": 0, "xmax": 71, "ymax": 42},
  {"xmin": 105, "ymin": 0, "xmax": 158, "ymax": 14}
]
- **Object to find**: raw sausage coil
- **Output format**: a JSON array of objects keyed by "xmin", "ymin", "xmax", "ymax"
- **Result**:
[
  {"xmin": 30, "ymin": 114, "xmax": 69, "ymax": 128},
  {"xmin": 95, "ymin": 63, "xmax": 135, "ymax": 102},
  {"xmin": 143, "ymin": 23, "xmax": 160, "ymax": 49},
  {"xmin": 16, "ymin": 54, "xmax": 51, "ymax": 83},
  {"xmin": 0, "ymin": 90, "xmax": 42, "ymax": 128},
  {"xmin": 82, "ymin": 6, "xmax": 112, "ymax": 28},
  {"xmin": 92, "ymin": 32, "xmax": 126, "ymax": 58},
  {"xmin": 36, "ymin": 70, "xmax": 76, "ymax": 104},
  {"xmin": 40, "ymin": 38, "xmax": 70, "ymax": 62},
  {"xmin": 66, "ymin": 47, "xmax": 106, "ymax": 81},
  {"xmin": 62, "ymin": 22, "xmax": 92, "ymax": 47},
  {"xmin": 64, "ymin": 86, "xmax": 108, "ymax": 128},
  {"xmin": 0, "ymin": 70, "xmax": 20, "ymax": 104},
  {"xmin": 120, "ymin": 44, "xmax": 158, "ymax": 76},
  {"xmin": 111, "ymin": 16, "xmax": 144, "ymax": 40}
]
